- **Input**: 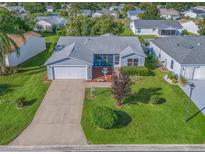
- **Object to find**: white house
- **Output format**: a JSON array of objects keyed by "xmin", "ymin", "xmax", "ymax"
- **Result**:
[
  {"xmin": 5, "ymin": 32, "xmax": 46, "ymax": 66},
  {"xmin": 46, "ymin": 6, "xmax": 54, "ymax": 12},
  {"xmin": 130, "ymin": 20, "xmax": 183, "ymax": 36},
  {"xmin": 180, "ymin": 20, "xmax": 199, "ymax": 35},
  {"xmin": 159, "ymin": 8, "xmax": 181, "ymax": 20},
  {"xmin": 184, "ymin": 8, "xmax": 205, "ymax": 19},
  {"xmin": 127, "ymin": 9, "xmax": 144, "ymax": 20},
  {"xmin": 35, "ymin": 16, "xmax": 67, "ymax": 32},
  {"xmin": 92, "ymin": 9, "xmax": 118, "ymax": 19},
  {"xmin": 150, "ymin": 36, "xmax": 205, "ymax": 80},
  {"xmin": 45, "ymin": 34, "xmax": 146, "ymax": 80}
]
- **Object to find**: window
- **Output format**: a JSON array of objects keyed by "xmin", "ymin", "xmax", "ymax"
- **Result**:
[
  {"xmin": 127, "ymin": 58, "xmax": 139, "ymax": 66},
  {"xmin": 114, "ymin": 54, "xmax": 119, "ymax": 65},
  {"xmin": 137, "ymin": 28, "xmax": 141, "ymax": 33},
  {"xmin": 171, "ymin": 60, "xmax": 174, "ymax": 69}
]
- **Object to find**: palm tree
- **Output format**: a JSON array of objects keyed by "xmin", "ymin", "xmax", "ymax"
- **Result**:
[{"xmin": 0, "ymin": 8, "xmax": 28, "ymax": 74}]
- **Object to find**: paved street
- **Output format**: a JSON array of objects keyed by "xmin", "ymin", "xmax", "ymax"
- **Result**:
[
  {"xmin": 180, "ymin": 80, "xmax": 205, "ymax": 115},
  {"xmin": 11, "ymin": 80, "xmax": 87, "ymax": 145}
]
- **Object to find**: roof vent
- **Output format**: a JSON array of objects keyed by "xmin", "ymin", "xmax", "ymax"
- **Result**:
[
  {"xmin": 197, "ymin": 42, "xmax": 201, "ymax": 46},
  {"xmin": 177, "ymin": 43, "xmax": 180, "ymax": 47},
  {"xmin": 55, "ymin": 44, "xmax": 65, "ymax": 52}
]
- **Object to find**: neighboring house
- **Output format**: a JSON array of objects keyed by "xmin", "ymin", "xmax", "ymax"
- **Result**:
[
  {"xmin": 130, "ymin": 20, "xmax": 183, "ymax": 36},
  {"xmin": 46, "ymin": 6, "xmax": 54, "ymax": 12},
  {"xmin": 0, "ymin": 2, "xmax": 7, "ymax": 7},
  {"xmin": 92, "ymin": 9, "xmax": 118, "ymax": 19},
  {"xmin": 180, "ymin": 19, "xmax": 199, "ymax": 35},
  {"xmin": 159, "ymin": 8, "xmax": 181, "ymax": 20},
  {"xmin": 34, "ymin": 16, "xmax": 67, "ymax": 32},
  {"xmin": 5, "ymin": 32, "xmax": 46, "ymax": 66},
  {"xmin": 6, "ymin": 6, "xmax": 27, "ymax": 18},
  {"xmin": 80, "ymin": 9, "xmax": 92, "ymax": 17},
  {"xmin": 150, "ymin": 36, "xmax": 205, "ymax": 80},
  {"xmin": 127, "ymin": 9, "xmax": 144, "ymax": 20},
  {"xmin": 45, "ymin": 33, "xmax": 146, "ymax": 80},
  {"xmin": 184, "ymin": 8, "xmax": 205, "ymax": 19}
]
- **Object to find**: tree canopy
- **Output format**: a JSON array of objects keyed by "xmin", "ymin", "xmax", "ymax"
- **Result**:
[
  {"xmin": 198, "ymin": 18, "xmax": 205, "ymax": 35},
  {"xmin": 66, "ymin": 15, "xmax": 124, "ymax": 36},
  {"xmin": 139, "ymin": 3, "xmax": 160, "ymax": 20}
]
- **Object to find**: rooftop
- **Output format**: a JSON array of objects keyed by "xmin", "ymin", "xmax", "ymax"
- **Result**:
[
  {"xmin": 151, "ymin": 36, "xmax": 205, "ymax": 64},
  {"xmin": 36, "ymin": 16, "xmax": 65, "ymax": 25},
  {"xmin": 127, "ymin": 9, "xmax": 144, "ymax": 16},
  {"xmin": 133, "ymin": 19, "xmax": 183, "ymax": 29},
  {"xmin": 45, "ymin": 34, "xmax": 145, "ymax": 65},
  {"xmin": 159, "ymin": 8, "xmax": 180, "ymax": 16}
]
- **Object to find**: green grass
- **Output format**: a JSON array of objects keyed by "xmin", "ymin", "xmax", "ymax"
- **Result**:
[
  {"xmin": 138, "ymin": 35, "xmax": 159, "ymax": 39},
  {"xmin": 81, "ymin": 70, "xmax": 205, "ymax": 144},
  {"xmin": 0, "ymin": 34, "xmax": 57, "ymax": 144}
]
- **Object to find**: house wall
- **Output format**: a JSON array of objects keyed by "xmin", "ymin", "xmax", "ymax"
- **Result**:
[
  {"xmin": 121, "ymin": 54, "xmax": 145, "ymax": 67},
  {"xmin": 5, "ymin": 36, "xmax": 46, "ymax": 66},
  {"xmin": 184, "ymin": 12, "xmax": 197, "ymax": 18},
  {"xmin": 150, "ymin": 42, "xmax": 182, "ymax": 76},
  {"xmin": 181, "ymin": 21, "xmax": 199, "ymax": 34}
]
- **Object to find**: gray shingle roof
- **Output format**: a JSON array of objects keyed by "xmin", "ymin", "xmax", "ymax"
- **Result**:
[
  {"xmin": 36, "ymin": 16, "xmax": 65, "ymax": 25},
  {"xmin": 45, "ymin": 34, "xmax": 145, "ymax": 65},
  {"xmin": 133, "ymin": 20, "xmax": 183, "ymax": 29},
  {"xmin": 151, "ymin": 36, "xmax": 205, "ymax": 64}
]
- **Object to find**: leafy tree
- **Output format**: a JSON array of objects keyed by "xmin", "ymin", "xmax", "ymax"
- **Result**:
[
  {"xmin": 121, "ymin": 3, "xmax": 136, "ymax": 17},
  {"xmin": 139, "ymin": 4, "xmax": 160, "ymax": 20},
  {"xmin": 165, "ymin": 2, "xmax": 192, "ymax": 12},
  {"xmin": 22, "ymin": 2, "xmax": 46, "ymax": 13},
  {"xmin": 51, "ymin": 2, "xmax": 61, "ymax": 10},
  {"xmin": 66, "ymin": 15, "xmax": 123, "ymax": 36},
  {"xmin": 112, "ymin": 69, "xmax": 131, "ymax": 107},
  {"xmin": 69, "ymin": 3, "xmax": 81, "ymax": 17},
  {"xmin": 198, "ymin": 18, "xmax": 205, "ymax": 35},
  {"xmin": 59, "ymin": 9, "xmax": 68, "ymax": 17},
  {"xmin": 0, "ymin": 8, "xmax": 28, "ymax": 74}
]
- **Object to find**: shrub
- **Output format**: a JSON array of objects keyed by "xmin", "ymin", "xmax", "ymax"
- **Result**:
[
  {"xmin": 150, "ymin": 95, "xmax": 161, "ymax": 104},
  {"xmin": 122, "ymin": 66, "xmax": 151, "ymax": 76},
  {"xmin": 145, "ymin": 52, "xmax": 157, "ymax": 69},
  {"xmin": 179, "ymin": 75, "xmax": 188, "ymax": 86},
  {"xmin": 92, "ymin": 106, "xmax": 118, "ymax": 129},
  {"xmin": 16, "ymin": 97, "xmax": 27, "ymax": 108}
]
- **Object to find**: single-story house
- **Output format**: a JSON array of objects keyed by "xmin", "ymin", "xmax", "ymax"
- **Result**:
[
  {"xmin": 179, "ymin": 19, "xmax": 199, "ymax": 35},
  {"xmin": 127, "ymin": 9, "xmax": 144, "ymax": 20},
  {"xmin": 159, "ymin": 8, "xmax": 181, "ymax": 20},
  {"xmin": 80, "ymin": 9, "xmax": 92, "ymax": 17},
  {"xmin": 45, "ymin": 33, "xmax": 146, "ymax": 80},
  {"xmin": 46, "ymin": 6, "xmax": 54, "ymax": 12},
  {"xmin": 184, "ymin": 8, "xmax": 205, "ymax": 19},
  {"xmin": 34, "ymin": 16, "xmax": 67, "ymax": 32},
  {"xmin": 92, "ymin": 9, "xmax": 118, "ymax": 19},
  {"xmin": 6, "ymin": 5, "xmax": 27, "ymax": 18},
  {"xmin": 5, "ymin": 32, "xmax": 46, "ymax": 66},
  {"xmin": 150, "ymin": 36, "xmax": 205, "ymax": 80},
  {"xmin": 130, "ymin": 20, "xmax": 183, "ymax": 36}
]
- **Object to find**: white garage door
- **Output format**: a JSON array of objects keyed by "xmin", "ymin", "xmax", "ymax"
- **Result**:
[
  {"xmin": 53, "ymin": 66, "xmax": 87, "ymax": 79},
  {"xmin": 193, "ymin": 67, "xmax": 205, "ymax": 80}
]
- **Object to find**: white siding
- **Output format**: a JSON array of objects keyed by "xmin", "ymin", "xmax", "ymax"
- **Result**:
[
  {"xmin": 184, "ymin": 12, "xmax": 197, "ymax": 18},
  {"xmin": 6, "ymin": 36, "xmax": 46, "ymax": 66},
  {"xmin": 121, "ymin": 54, "xmax": 145, "ymax": 67},
  {"xmin": 181, "ymin": 21, "xmax": 199, "ymax": 35},
  {"xmin": 150, "ymin": 42, "xmax": 182, "ymax": 76}
]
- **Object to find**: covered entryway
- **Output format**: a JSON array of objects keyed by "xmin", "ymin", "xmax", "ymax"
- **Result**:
[
  {"xmin": 53, "ymin": 66, "xmax": 88, "ymax": 80},
  {"xmin": 193, "ymin": 66, "xmax": 205, "ymax": 80}
]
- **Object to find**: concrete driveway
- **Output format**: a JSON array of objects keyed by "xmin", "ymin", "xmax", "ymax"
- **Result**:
[
  {"xmin": 11, "ymin": 80, "xmax": 87, "ymax": 145},
  {"xmin": 180, "ymin": 80, "xmax": 205, "ymax": 115}
]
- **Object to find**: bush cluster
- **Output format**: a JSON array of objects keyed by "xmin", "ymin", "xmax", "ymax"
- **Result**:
[
  {"xmin": 16, "ymin": 97, "xmax": 27, "ymax": 108},
  {"xmin": 150, "ymin": 95, "xmax": 161, "ymax": 104},
  {"xmin": 179, "ymin": 75, "xmax": 188, "ymax": 86},
  {"xmin": 92, "ymin": 106, "xmax": 118, "ymax": 129},
  {"xmin": 167, "ymin": 72, "xmax": 177, "ymax": 83},
  {"xmin": 122, "ymin": 66, "xmax": 151, "ymax": 76}
]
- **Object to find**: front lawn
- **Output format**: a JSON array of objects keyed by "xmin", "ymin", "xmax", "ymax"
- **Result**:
[
  {"xmin": 81, "ymin": 69, "xmax": 205, "ymax": 144},
  {"xmin": 0, "ymin": 35, "xmax": 57, "ymax": 144}
]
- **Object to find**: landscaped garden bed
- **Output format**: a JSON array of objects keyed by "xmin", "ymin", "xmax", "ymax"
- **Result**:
[{"xmin": 81, "ymin": 69, "xmax": 205, "ymax": 144}]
